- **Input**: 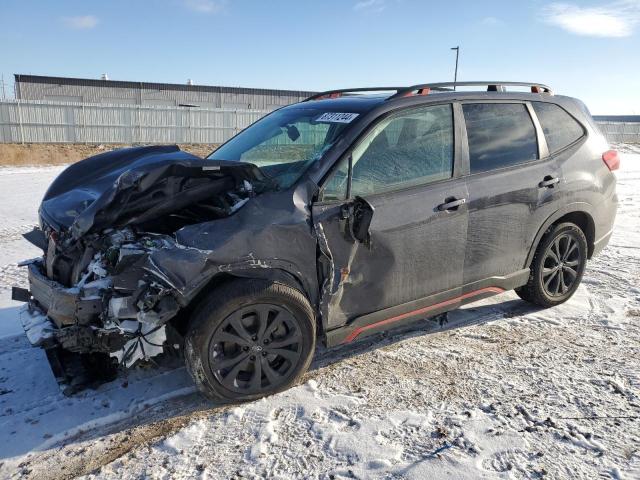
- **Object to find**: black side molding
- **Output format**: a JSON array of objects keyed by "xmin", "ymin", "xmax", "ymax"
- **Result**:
[
  {"xmin": 22, "ymin": 228, "xmax": 47, "ymax": 250},
  {"xmin": 11, "ymin": 286, "xmax": 30, "ymax": 302}
]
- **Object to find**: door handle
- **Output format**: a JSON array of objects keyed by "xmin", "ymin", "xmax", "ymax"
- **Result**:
[
  {"xmin": 437, "ymin": 197, "xmax": 466, "ymax": 211},
  {"xmin": 538, "ymin": 176, "xmax": 560, "ymax": 188}
]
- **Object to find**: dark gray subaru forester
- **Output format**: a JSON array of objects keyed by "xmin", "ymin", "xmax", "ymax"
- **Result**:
[{"xmin": 14, "ymin": 81, "xmax": 618, "ymax": 401}]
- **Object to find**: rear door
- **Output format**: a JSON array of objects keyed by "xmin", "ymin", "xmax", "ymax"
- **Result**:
[
  {"xmin": 312, "ymin": 103, "xmax": 469, "ymax": 331},
  {"xmin": 461, "ymin": 102, "xmax": 562, "ymax": 285}
]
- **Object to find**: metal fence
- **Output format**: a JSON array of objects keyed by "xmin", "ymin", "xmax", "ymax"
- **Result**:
[
  {"xmin": 595, "ymin": 121, "xmax": 640, "ymax": 144},
  {"xmin": 0, "ymin": 100, "xmax": 272, "ymax": 144},
  {"xmin": 1, "ymin": 99, "xmax": 638, "ymax": 145}
]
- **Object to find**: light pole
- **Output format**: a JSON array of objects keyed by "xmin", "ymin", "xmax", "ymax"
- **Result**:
[{"xmin": 451, "ymin": 46, "xmax": 459, "ymax": 90}]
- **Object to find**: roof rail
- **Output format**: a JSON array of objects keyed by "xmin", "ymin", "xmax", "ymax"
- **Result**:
[
  {"xmin": 305, "ymin": 81, "xmax": 553, "ymax": 102},
  {"xmin": 304, "ymin": 87, "xmax": 403, "ymax": 101},
  {"xmin": 389, "ymin": 81, "xmax": 553, "ymax": 99}
]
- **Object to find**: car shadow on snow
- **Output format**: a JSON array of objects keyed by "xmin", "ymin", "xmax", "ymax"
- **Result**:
[
  {"xmin": 0, "ymin": 295, "xmax": 543, "ymax": 463},
  {"xmin": 314, "ymin": 296, "xmax": 544, "ymax": 369}
]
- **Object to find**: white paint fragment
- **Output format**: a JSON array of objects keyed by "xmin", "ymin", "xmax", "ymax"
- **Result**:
[
  {"xmin": 111, "ymin": 324, "xmax": 167, "ymax": 368},
  {"xmin": 19, "ymin": 306, "xmax": 55, "ymax": 346},
  {"xmin": 315, "ymin": 112, "xmax": 359, "ymax": 123}
]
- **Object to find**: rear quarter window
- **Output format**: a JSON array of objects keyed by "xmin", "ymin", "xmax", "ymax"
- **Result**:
[
  {"xmin": 531, "ymin": 102, "xmax": 585, "ymax": 154},
  {"xmin": 462, "ymin": 103, "xmax": 539, "ymax": 174}
]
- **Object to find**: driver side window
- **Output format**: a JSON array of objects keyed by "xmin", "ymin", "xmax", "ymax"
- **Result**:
[
  {"xmin": 321, "ymin": 104, "xmax": 454, "ymax": 201},
  {"xmin": 351, "ymin": 104, "xmax": 453, "ymax": 196}
]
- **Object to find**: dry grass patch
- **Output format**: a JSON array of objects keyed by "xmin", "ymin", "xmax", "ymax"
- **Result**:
[{"xmin": 0, "ymin": 143, "xmax": 219, "ymax": 167}]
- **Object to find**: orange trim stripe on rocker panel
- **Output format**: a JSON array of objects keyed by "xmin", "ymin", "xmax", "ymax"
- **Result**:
[{"xmin": 342, "ymin": 287, "xmax": 505, "ymax": 343}]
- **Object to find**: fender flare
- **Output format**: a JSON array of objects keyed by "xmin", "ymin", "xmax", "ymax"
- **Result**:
[
  {"xmin": 183, "ymin": 260, "xmax": 316, "ymax": 312},
  {"xmin": 524, "ymin": 202, "xmax": 596, "ymax": 268},
  {"xmin": 224, "ymin": 267, "xmax": 312, "ymax": 303}
]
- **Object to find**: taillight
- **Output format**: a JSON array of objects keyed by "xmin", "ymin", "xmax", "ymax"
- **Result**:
[{"xmin": 602, "ymin": 150, "xmax": 620, "ymax": 171}]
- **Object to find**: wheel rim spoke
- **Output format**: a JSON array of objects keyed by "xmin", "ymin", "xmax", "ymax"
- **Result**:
[
  {"xmin": 216, "ymin": 331, "xmax": 251, "ymax": 347},
  {"xmin": 255, "ymin": 306, "xmax": 269, "ymax": 341},
  {"xmin": 553, "ymin": 238, "xmax": 562, "ymax": 260},
  {"xmin": 228, "ymin": 314, "xmax": 253, "ymax": 343},
  {"xmin": 211, "ymin": 352, "xmax": 249, "ymax": 371},
  {"xmin": 250, "ymin": 355, "xmax": 262, "ymax": 390},
  {"xmin": 266, "ymin": 348, "xmax": 300, "ymax": 362},
  {"xmin": 263, "ymin": 316, "xmax": 285, "ymax": 340},
  {"xmin": 560, "ymin": 269, "xmax": 567, "ymax": 293},
  {"xmin": 563, "ymin": 265, "xmax": 577, "ymax": 280},
  {"xmin": 564, "ymin": 239, "xmax": 577, "ymax": 260},
  {"xmin": 544, "ymin": 269, "xmax": 559, "ymax": 289},
  {"xmin": 261, "ymin": 356, "xmax": 283, "ymax": 384},
  {"xmin": 220, "ymin": 355, "xmax": 252, "ymax": 389},
  {"xmin": 268, "ymin": 335, "xmax": 300, "ymax": 349},
  {"xmin": 553, "ymin": 269, "xmax": 562, "ymax": 294}
]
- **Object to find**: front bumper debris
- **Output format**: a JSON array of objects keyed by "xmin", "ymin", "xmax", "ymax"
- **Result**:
[
  {"xmin": 13, "ymin": 257, "xmax": 170, "ymax": 393},
  {"xmin": 18, "ymin": 303, "xmax": 119, "ymax": 395},
  {"xmin": 26, "ymin": 262, "xmax": 102, "ymax": 327}
]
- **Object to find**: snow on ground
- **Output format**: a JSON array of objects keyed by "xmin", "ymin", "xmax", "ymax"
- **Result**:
[{"xmin": 0, "ymin": 147, "xmax": 639, "ymax": 479}]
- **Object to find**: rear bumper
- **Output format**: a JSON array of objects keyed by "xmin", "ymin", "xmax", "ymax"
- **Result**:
[{"xmin": 27, "ymin": 261, "xmax": 102, "ymax": 328}]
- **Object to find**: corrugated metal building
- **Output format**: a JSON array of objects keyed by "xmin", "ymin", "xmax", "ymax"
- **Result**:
[
  {"xmin": 593, "ymin": 115, "xmax": 640, "ymax": 144},
  {"xmin": 14, "ymin": 74, "xmax": 316, "ymax": 110}
]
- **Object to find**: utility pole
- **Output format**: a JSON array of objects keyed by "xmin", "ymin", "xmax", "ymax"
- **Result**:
[{"xmin": 451, "ymin": 46, "xmax": 460, "ymax": 90}]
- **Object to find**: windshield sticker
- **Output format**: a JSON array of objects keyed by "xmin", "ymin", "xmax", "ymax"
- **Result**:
[{"xmin": 315, "ymin": 112, "xmax": 359, "ymax": 124}]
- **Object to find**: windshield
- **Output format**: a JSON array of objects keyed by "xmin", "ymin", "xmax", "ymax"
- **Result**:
[{"xmin": 207, "ymin": 107, "xmax": 358, "ymax": 189}]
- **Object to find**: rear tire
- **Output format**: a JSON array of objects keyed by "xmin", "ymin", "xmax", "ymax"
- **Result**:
[
  {"xmin": 184, "ymin": 278, "xmax": 315, "ymax": 403},
  {"xmin": 516, "ymin": 222, "xmax": 588, "ymax": 308}
]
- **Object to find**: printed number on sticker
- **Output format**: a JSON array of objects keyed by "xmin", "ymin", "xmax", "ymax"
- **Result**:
[{"xmin": 316, "ymin": 112, "xmax": 359, "ymax": 124}]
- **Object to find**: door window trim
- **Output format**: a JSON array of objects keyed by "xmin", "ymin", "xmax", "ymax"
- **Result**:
[
  {"xmin": 316, "ymin": 100, "xmax": 460, "ymax": 204},
  {"xmin": 529, "ymin": 101, "xmax": 588, "ymax": 158},
  {"xmin": 459, "ymin": 100, "xmax": 549, "ymax": 178}
]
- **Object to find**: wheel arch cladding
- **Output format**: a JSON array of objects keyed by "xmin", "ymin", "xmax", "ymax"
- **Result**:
[
  {"xmin": 525, "ymin": 205, "xmax": 596, "ymax": 268},
  {"xmin": 554, "ymin": 211, "xmax": 595, "ymax": 257},
  {"xmin": 175, "ymin": 268, "xmax": 315, "ymax": 330}
]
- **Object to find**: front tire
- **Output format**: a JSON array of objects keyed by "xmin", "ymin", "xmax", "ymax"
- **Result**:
[
  {"xmin": 516, "ymin": 222, "xmax": 588, "ymax": 308},
  {"xmin": 184, "ymin": 279, "xmax": 315, "ymax": 403}
]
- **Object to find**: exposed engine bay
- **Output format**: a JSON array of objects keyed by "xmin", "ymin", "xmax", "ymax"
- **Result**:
[{"xmin": 13, "ymin": 145, "xmax": 276, "ymax": 393}]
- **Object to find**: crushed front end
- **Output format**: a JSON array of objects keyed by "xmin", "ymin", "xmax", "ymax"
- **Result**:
[
  {"xmin": 12, "ymin": 146, "xmax": 271, "ymax": 394},
  {"xmin": 14, "ymin": 228, "xmax": 181, "ymax": 393}
]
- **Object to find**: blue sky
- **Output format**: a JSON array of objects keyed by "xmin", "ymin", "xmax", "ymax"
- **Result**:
[{"xmin": 1, "ymin": 0, "xmax": 639, "ymax": 114}]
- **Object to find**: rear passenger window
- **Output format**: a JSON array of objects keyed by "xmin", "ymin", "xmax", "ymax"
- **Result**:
[
  {"xmin": 463, "ymin": 103, "xmax": 538, "ymax": 174},
  {"xmin": 532, "ymin": 102, "xmax": 585, "ymax": 154}
]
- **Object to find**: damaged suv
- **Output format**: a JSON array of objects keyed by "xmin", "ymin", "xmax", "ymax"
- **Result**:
[{"xmin": 14, "ymin": 81, "xmax": 618, "ymax": 402}]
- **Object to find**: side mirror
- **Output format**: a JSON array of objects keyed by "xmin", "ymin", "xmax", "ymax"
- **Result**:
[{"xmin": 342, "ymin": 196, "xmax": 374, "ymax": 248}]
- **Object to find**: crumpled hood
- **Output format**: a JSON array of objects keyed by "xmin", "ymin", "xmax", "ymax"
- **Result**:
[{"xmin": 39, "ymin": 145, "xmax": 269, "ymax": 239}]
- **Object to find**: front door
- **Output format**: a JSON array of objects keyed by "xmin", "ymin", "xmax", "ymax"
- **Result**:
[{"xmin": 312, "ymin": 103, "xmax": 469, "ymax": 331}]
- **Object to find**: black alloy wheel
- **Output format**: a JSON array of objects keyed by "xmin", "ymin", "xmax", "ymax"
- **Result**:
[
  {"xmin": 185, "ymin": 279, "xmax": 315, "ymax": 403},
  {"xmin": 516, "ymin": 222, "xmax": 588, "ymax": 307},
  {"xmin": 209, "ymin": 303, "xmax": 303, "ymax": 395},
  {"xmin": 541, "ymin": 233, "xmax": 583, "ymax": 297}
]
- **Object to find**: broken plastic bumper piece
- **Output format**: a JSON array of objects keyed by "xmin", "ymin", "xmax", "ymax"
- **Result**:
[{"xmin": 24, "ymin": 261, "xmax": 102, "ymax": 328}]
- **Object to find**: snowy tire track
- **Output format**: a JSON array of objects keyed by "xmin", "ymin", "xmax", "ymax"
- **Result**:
[
  {"xmin": 0, "ymin": 224, "xmax": 36, "ymax": 243},
  {"xmin": 0, "ymin": 263, "xmax": 28, "ymax": 293}
]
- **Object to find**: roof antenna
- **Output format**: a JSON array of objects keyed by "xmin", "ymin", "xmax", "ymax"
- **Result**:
[{"xmin": 450, "ymin": 46, "xmax": 459, "ymax": 91}]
